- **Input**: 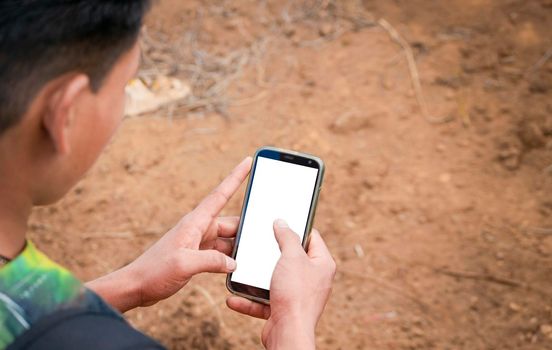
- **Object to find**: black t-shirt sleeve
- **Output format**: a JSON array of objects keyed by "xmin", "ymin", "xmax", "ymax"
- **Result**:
[{"xmin": 7, "ymin": 308, "xmax": 166, "ymax": 350}]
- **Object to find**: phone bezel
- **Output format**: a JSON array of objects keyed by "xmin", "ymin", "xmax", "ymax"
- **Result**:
[{"xmin": 226, "ymin": 146, "xmax": 325, "ymax": 304}]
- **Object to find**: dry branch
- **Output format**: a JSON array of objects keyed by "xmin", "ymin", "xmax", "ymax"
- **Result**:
[
  {"xmin": 435, "ymin": 268, "xmax": 551, "ymax": 298},
  {"xmin": 525, "ymin": 47, "xmax": 552, "ymax": 78},
  {"xmin": 378, "ymin": 18, "xmax": 448, "ymax": 124}
]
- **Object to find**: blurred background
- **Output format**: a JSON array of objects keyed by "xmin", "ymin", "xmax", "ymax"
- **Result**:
[{"xmin": 29, "ymin": 0, "xmax": 551, "ymax": 349}]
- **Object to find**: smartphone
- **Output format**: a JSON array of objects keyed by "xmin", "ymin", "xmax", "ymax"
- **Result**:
[{"xmin": 226, "ymin": 146, "xmax": 325, "ymax": 304}]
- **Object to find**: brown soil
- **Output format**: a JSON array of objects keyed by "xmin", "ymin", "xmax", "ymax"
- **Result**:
[{"xmin": 29, "ymin": 1, "xmax": 552, "ymax": 349}]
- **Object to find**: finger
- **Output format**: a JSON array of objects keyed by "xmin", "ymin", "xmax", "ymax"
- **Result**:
[
  {"xmin": 273, "ymin": 219, "xmax": 303, "ymax": 254},
  {"xmin": 226, "ymin": 296, "xmax": 271, "ymax": 320},
  {"xmin": 306, "ymin": 229, "xmax": 332, "ymax": 258},
  {"xmin": 190, "ymin": 157, "xmax": 252, "ymax": 233},
  {"xmin": 216, "ymin": 216, "xmax": 240, "ymax": 238},
  {"xmin": 182, "ymin": 249, "xmax": 237, "ymax": 275},
  {"xmin": 213, "ymin": 237, "xmax": 234, "ymax": 256}
]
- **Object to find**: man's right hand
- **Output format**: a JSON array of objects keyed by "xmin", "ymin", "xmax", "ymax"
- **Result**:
[{"xmin": 226, "ymin": 219, "xmax": 336, "ymax": 350}]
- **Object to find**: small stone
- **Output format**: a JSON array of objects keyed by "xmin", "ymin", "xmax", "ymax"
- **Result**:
[
  {"xmin": 445, "ymin": 90, "xmax": 455, "ymax": 100},
  {"xmin": 329, "ymin": 112, "xmax": 373, "ymax": 134},
  {"xmin": 518, "ymin": 121, "xmax": 546, "ymax": 148},
  {"xmin": 283, "ymin": 26, "xmax": 296, "ymax": 38},
  {"xmin": 319, "ymin": 23, "xmax": 333, "ymax": 37},
  {"xmin": 529, "ymin": 78, "xmax": 550, "ymax": 94},
  {"xmin": 411, "ymin": 327, "xmax": 425, "ymax": 337},
  {"xmin": 362, "ymin": 176, "xmax": 380, "ymax": 189},
  {"xmin": 412, "ymin": 316, "xmax": 423, "ymax": 326},
  {"xmin": 497, "ymin": 137, "xmax": 523, "ymax": 170},
  {"xmin": 344, "ymin": 220, "xmax": 356, "ymax": 229},
  {"xmin": 481, "ymin": 230, "xmax": 496, "ymax": 243},
  {"xmin": 353, "ymin": 244, "xmax": 365, "ymax": 258},
  {"xmin": 417, "ymin": 215, "xmax": 429, "ymax": 224},
  {"xmin": 382, "ymin": 76, "xmax": 395, "ymax": 90},
  {"xmin": 538, "ymin": 236, "xmax": 552, "ymax": 256},
  {"xmin": 540, "ymin": 324, "xmax": 552, "ymax": 339},
  {"xmin": 509, "ymin": 302, "xmax": 521, "ymax": 312},
  {"xmin": 74, "ymin": 184, "xmax": 85, "ymax": 195}
]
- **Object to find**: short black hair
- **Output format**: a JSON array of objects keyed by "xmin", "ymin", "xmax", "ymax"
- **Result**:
[{"xmin": 0, "ymin": 0, "xmax": 152, "ymax": 134}]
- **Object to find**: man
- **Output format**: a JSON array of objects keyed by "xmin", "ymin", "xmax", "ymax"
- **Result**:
[{"xmin": 0, "ymin": 1, "xmax": 336, "ymax": 349}]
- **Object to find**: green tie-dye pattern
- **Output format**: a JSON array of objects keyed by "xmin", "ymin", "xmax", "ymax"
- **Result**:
[{"xmin": 0, "ymin": 242, "xmax": 107, "ymax": 349}]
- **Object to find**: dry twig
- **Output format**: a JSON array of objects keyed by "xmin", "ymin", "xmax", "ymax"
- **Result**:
[
  {"xmin": 435, "ymin": 268, "xmax": 551, "ymax": 297},
  {"xmin": 525, "ymin": 47, "xmax": 552, "ymax": 78},
  {"xmin": 378, "ymin": 18, "xmax": 448, "ymax": 124},
  {"xmin": 435, "ymin": 268, "xmax": 522, "ymax": 287}
]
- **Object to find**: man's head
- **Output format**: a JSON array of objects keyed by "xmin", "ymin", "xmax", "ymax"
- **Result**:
[{"xmin": 0, "ymin": 0, "xmax": 151, "ymax": 205}]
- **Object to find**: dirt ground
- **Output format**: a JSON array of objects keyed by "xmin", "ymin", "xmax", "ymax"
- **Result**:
[{"xmin": 29, "ymin": 0, "xmax": 552, "ymax": 349}]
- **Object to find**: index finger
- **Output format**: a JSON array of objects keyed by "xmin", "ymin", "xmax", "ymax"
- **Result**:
[{"xmin": 190, "ymin": 157, "xmax": 252, "ymax": 232}]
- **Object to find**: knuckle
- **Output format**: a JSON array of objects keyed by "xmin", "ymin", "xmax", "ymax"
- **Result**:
[
  {"xmin": 210, "ymin": 251, "xmax": 226, "ymax": 268},
  {"xmin": 211, "ymin": 189, "xmax": 229, "ymax": 204},
  {"xmin": 173, "ymin": 249, "xmax": 190, "ymax": 273}
]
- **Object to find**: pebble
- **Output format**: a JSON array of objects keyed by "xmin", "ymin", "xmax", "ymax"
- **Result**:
[
  {"xmin": 329, "ymin": 112, "xmax": 373, "ymax": 134},
  {"xmin": 344, "ymin": 220, "xmax": 356, "ymax": 229},
  {"xmin": 540, "ymin": 324, "xmax": 552, "ymax": 339},
  {"xmin": 319, "ymin": 23, "xmax": 333, "ymax": 37},
  {"xmin": 353, "ymin": 244, "xmax": 365, "ymax": 258},
  {"xmin": 411, "ymin": 327, "xmax": 425, "ymax": 337},
  {"xmin": 519, "ymin": 121, "xmax": 546, "ymax": 148},
  {"xmin": 283, "ymin": 26, "xmax": 296, "ymax": 38},
  {"xmin": 509, "ymin": 302, "xmax": 521, "ymax": 312},
  {"xmin": 538, "ymin": 236, "xmax": 552, "ymax": 256}
]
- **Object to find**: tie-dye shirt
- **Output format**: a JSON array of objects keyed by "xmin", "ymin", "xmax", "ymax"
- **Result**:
[{"xmin": 0, "ymin": 242, "xmax": 120, "ymax": 349}]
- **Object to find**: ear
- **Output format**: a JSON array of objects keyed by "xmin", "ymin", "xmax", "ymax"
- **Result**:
[{"xmin": 42, "ymin": 74, "xmax": 90, "ymax": 155}]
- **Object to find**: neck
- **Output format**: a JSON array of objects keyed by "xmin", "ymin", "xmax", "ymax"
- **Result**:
[{"xmin": 0, "ymin": 186, "xmax": 31, "ymax": 259}]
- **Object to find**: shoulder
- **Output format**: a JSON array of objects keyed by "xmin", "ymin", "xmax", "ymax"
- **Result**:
[{"xmin": 7, "ymin": 308, "xmax": 165, "ymax": 350}]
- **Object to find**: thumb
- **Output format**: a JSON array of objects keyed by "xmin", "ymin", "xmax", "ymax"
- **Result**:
[
  {"xmin": 183, "ymin": 249, "xmax": 237, "ymax": 275},
  {"xmin": 273, "ymin": 219, "xmax": 303, "ymax": 254}
]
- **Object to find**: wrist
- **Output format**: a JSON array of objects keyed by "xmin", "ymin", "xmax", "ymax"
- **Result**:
[
  {"xmin": 86, "ymin": 264, "xmax": 143, "ymax": 313},
  {"xmin": 264, "ymin": 313, "xmax": 316, "ymax": 350}
]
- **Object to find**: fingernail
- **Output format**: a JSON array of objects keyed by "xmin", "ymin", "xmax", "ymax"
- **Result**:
[
  {"xmin": 275, "ymin": 219, "xmax": 288, "ymax": 228},
  {"xmin": 225, "ymin": 256, "xmax": 237, "ymax": 271}
]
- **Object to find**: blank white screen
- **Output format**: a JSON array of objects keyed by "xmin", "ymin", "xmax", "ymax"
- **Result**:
[{"xmin": 231, "ymin": 156, "xmax": 319, "ymax": 290}]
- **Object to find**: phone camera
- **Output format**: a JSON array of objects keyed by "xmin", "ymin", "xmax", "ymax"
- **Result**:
[{"xmin": 308, "ymin": 160, "xmax": 313, "ymax": 164}]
